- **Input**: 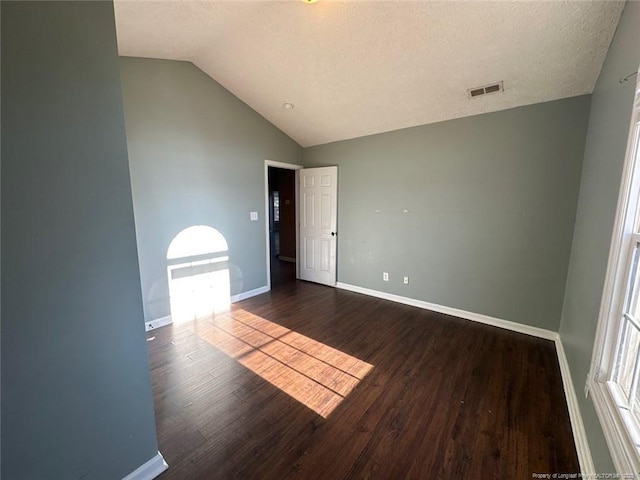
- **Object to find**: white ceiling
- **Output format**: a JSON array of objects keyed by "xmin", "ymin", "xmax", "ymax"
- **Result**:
[{"xmin": 114, "ymin": 1, "xmax": 625, "ymax": 147}]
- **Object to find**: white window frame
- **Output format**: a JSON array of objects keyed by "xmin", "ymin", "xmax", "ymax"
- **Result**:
[{"xmin": 590, "ymin": 68, "xmax": 640, "ymax": 476}]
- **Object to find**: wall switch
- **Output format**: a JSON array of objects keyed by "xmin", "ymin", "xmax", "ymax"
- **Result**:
[
  {"xmin": 383, "ymin": 272, "xmax": 389, "ymax": 281},
  {"xmin": 403, "ymin": 276, "xmax": 409, "ymax": 284},
  {"xmin": 250, "ymin": 211, "xmax": 258, "ymax": 221}
]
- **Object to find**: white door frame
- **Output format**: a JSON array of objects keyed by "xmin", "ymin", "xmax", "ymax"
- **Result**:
[{"xmin": 264, "ymin": 160, "xmax": 303, "ymax": 290}]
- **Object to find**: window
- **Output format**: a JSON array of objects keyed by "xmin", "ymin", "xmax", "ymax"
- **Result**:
[
  {"xmin": 273, "ymin": 191, "xmax": 280, "ymax": 223},
  {"xmin": 590, "ymin": 74, "xmax": 640, "ymax": 474},
  {"xmin": 166, "ymin": 225, "xmax": 231, "ymax": 322}
]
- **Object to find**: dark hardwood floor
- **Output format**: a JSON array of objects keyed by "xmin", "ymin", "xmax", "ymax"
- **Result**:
[
  {"xmin": 149, "ymin": 279, "xmax": 579, "ymax": 479},
  {"xmin": 270, "ymin": 255, "xmax": 296, "ymax": 287}
]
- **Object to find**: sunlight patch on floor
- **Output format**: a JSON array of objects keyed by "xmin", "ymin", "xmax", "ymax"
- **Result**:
[{"xmin": 191, "ymin": 309, "xmax": 373, "ymax": 418}]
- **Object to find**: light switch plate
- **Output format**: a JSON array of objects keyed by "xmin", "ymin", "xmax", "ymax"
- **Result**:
[{"xmin": 250, "ymin": 211, "xmax": 258, "ymax": 221}]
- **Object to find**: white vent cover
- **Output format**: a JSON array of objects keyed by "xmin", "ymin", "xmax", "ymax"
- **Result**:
[{"xmin": 467, "ymin": 81, "xmax": 504, "ymax": 99}]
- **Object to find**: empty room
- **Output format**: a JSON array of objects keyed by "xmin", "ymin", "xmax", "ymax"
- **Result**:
[{"xmin": 2, "ymin": 1, "xmax": 640, "ymax": 479}]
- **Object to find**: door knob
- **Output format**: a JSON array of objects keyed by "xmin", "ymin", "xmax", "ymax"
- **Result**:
[{"xmin": 331, "ymin": 232, "xmax": 337, "ymax": 236}]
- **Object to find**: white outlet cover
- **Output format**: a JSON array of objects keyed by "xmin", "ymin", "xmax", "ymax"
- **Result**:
[{"xmin": 250, "ymin": 211, "xmax": 258, "ymax": 221}]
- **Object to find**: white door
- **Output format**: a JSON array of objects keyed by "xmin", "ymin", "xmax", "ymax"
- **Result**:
[{"xmin": 299, "ymin": 166, "xmax": 338, "ymax": 286}]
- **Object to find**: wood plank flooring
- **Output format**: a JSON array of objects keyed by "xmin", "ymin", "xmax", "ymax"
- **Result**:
[{"xmin": 149, "ymin": 279, "xmax": 579, "ymax": 479}]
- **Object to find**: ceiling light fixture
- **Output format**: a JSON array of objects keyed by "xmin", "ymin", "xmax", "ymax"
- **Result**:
[
  {"xmin": 283, "ymin": 102, "xmax": 295, "ymax": 110},
  {"xmin": 301, "ymin": 0, "xmax": 318, "ymax": 3}
]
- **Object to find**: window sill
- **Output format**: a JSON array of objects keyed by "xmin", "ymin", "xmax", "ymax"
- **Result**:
[{"xmin": 591, "ymin": 378, "xmax": 640, "ymax": 476}]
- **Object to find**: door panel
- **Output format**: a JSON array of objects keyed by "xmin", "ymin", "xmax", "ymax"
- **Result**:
[
  {"xmin": 304, "ymin": 192, "xmax": 315, "ymax": 228},
  {"xmin": 304, "ymin": 236, "xmax": 315, "ymax": 270},
  {"xmin": 299, "ymin": 166, "xmax": 337, "ymax": 286}
]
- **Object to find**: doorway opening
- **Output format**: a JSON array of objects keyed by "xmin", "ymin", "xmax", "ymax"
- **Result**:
[{"xmin": 265, "ymin": 161, "xmax": 302, "ymax": 289}]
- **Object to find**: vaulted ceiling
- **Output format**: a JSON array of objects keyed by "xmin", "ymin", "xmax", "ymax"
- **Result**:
[{"xmin": 114, "ymin": 1, "xmax": 625, "ymax": 147}]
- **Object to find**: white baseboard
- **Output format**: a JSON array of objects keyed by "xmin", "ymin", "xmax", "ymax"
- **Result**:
[
  {"xmin": 555, "ymin": 337, "xmax": 596, "ymax": 476},
  {"xmin": 231, "ymin": 285, "xmax": 270, "ymax": 303},
  {"xmin": 145, "ymin": 315, "xmax": 172, "ymax": 332},
  {"xmin": 335, "ymin": 282, "xmax": 557, "ymax": 340},
  {"xmin": 122, "ymin": 451, "xmax": 168, "ymax": 480},
  {"xmin": 143, "ymin": 287, "xmax": 268, "ymax": 331},
  {"xmin": 335, "ymin": 281, "xmax": 594, "ymax": 474},
  {"xmin": 278, "ymin": 256, "xmax": 296, "ymax": 263}
]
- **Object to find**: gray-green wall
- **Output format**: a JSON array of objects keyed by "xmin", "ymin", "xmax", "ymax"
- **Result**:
[
  {"xmin": 119, "ymin": 58, "xmax": 302, "ymax": 323},
  {"xmin": 1, "ymin": 2, "xmax": 159, "ymax": 479},
  {"xmin": 1, "ymin": 1, "xmax": 3, "ymax": 472},
  {"xmin": 559, "ymin": 1, "xmax": 640, "ymax": 472},
  {"xmin": 303, "ymin": 97, "xmax": 590, "ymax": 331}
]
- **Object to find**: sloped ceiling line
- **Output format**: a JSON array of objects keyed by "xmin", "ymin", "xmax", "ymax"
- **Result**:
[{"xmin": 114, "ymin": 1, "xmax": 624, "ymax": 147}]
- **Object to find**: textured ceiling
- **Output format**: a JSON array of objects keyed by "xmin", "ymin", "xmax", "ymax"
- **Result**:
[{"xmin": 114, "ymin": 1, "xmax": 625, "ymax": 147}]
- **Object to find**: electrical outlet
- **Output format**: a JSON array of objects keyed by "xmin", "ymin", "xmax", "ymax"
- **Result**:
[
  {"xmin": 403, "ymin": 276, "xmax": 409, "ymax": 284},
  {"xmin": 383, "ymin": 272, "xmax": 389, "ymax": 282},
  {"xmin": 250, "ymin": 211, "xmax": 258, "ymax": 221}
]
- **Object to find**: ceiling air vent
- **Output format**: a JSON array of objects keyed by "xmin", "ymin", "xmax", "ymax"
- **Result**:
[{"xmin": 467, "ymin": 81, "xmax": 504, "ymax": 99}]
